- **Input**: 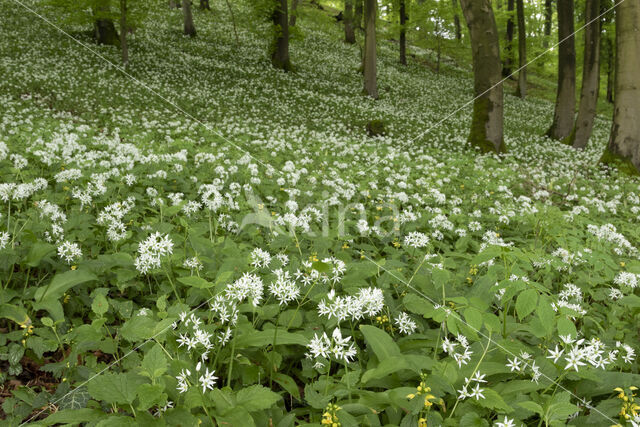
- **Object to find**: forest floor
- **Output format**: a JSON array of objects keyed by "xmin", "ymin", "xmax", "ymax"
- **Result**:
[{"xmin": 1, "ymin": 0, "xmax": 640, "ymax": 426}]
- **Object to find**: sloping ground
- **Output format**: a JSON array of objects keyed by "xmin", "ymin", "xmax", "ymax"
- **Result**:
[{"xmin": 1, "ymin": 0, "xmax": 639, "ymax": 425}]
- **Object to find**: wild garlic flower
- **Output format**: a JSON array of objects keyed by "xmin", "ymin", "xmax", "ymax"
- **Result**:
[
  {"xmin": 134, "ymin": 232, "xmax": 174, "ymax": 274},
  {"xmin": 0, "ymin": 231, "xmax": 9, "ymax": 249},
  {"xmin": 269, "ymin": 269, "xmax": 300, "ymax": 306},
  {"xmin": 394, "ymin": 312, "xmax": 417, "ymax": 335},
  {"xmin": 57, "ymin": 241, "xmax": 82, "ymax": 264},
  {"xmin": 306, "ymin": 328, "xmax": 357, "ymax": 363},
  {"xmin": 250, "ymin": 248, "xmax": 271, "ymax": 268}
]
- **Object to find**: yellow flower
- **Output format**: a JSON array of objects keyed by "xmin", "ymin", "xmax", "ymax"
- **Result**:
[{"xmin": 418, "ymin": 418, "xmax": 427, "ymax": 427}]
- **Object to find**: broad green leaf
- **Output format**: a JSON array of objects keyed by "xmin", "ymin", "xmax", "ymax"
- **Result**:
[
  {"xmin": 360, "ymin": 325, "xmax": 401, "ymax": 361},
  {"xmin": 136, "ymin": 383, "xmax": 166, "ymax": 411},
  {"xmin": 235, "ymin": 329, "xmax": 307, "ymax": 347},
  {"xmin": 34, "ymin": 269, "xmax": 97, "ymax": 301},
  {"xmin": 177, "ymin": 275, "xmax": 214, "ymax": 289},
  {"xmin": 537, "ymin": 296, "xmax": 555, "ymax": 335},
  {"xmin": 557, "ymin": 317, "xmax": 577, "ymax": 339},
  {"xmin": 0, "ymin": 303, "xmax": 30, "ymax": 326},
  {"xmin": 141, "ymin": 344, "xmax": 167, "ymax": 380},
  {"xmin": 515, "ymin": 289, "xmax": 538, "ymax": 319},
  {"xmin": 518, "ymin": 400, "xmax": 544, "ymax": 415},
  {"xmin": 91, "ymin": 294, "xmax": 108, "ymax": 316},
  {"xmin": 236, "ymin": 384, "xmax": 281, "ymax": 412},
  {"xmin": 87, "ymin": 372, "xmax": 144, "ymax": 405},
  {"xmin": 25, "ymin": 242, "xmax": 56, "ymax": 267},
  {"xmin": 273, "ymin": 373, "xmax": 300, "ymax": 400},
  {"xmin": 120, "ymin": 315, "xmax": 156, "ymax": 342},
  {"xmin": 39, "ymin": 409, "xmax": 104, "ymax": 426},
  {"xmin": 463, "ymin": 307, "xmax": 483, "ymax": 331}
]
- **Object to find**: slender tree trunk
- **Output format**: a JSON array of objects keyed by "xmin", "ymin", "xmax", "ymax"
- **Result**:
[
  {"xmin": 199, "ymin": 0, "xmax": 210, "ymax": 10},
  {"xmin": 120, "ymin": 0, "xmax": 128, "ymax": 66},
  {"xmin": 345, "ymin": 0, "xmax": 356, "ymax": 44},
  {"xmin": 515, "ymin": 0, "xmax": 526, "ymax": 98},
  {"xmin": 602, "ymin": 0, "xmax": 640, "ymax": 174},
  {"xmin": 570, "ymin": 0, "xmax": 601, "ymax": 149},
  {"xmin": 272, "ymin": 0, "xmax": 292, "ymax": 71},
  {"xmin": 502, "ymin": 0, "xmax": 514, "ymax": 77},
  {"xmin": 363, "ymin": 0, "xmax": 378, "ymax": 98},
  {"xmin": 399, "ymin": 0, "xmax": 407, "ymax": 65},
  {"xmin": 94, "ymin": 0, "xmax": 120, "ymax": 47},
  {"xmin": 460, "ymin": 0, "xmax": 504, "ymax": 153},
  {"xmin": 546, "ymin": 0, "xmax": 575, "ymax": 140},
  {"xmin": 543, "ymin": 0, "xmax": 553, "ymax": 48},
  {"xmin": 606, "ymin": 35, "xmax": 614, "ymax": 104},
  {"xmin": 452, "ymin": 0, "xmax": 461, "ymax": 41},
  {"xmin": 289, "ymin": 0, "xmax": 299, "ymax": 27},
  {"xmin": 183, "ymin": 0, "xmax": 197, "ymax": 37},
  {"xmin": 354, "ymin": 0, "xmax": 363, "ymax": 30}
]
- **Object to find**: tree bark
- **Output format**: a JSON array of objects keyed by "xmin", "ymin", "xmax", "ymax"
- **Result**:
[
  {"xmin": 570, "ymin": 0, "xmax": 601, "ymax": 149},
  {"xmin": 602, "ymin": 0, "xmax": 640, "ymax": 174},
  {"xmin": 94, "ymin": 0, "xmax": 120, "ymax": 47},
  {"xmin": 546, "ymin": 0, "xmax": 575, "ymax": 140},
  {"xmin": 515, "ymin": 0, "xmax": 526, "ymax": 98},
  {"xmin": 452, "ymin": 0, "xmax": 461, "ymax": 41},
  {"xmin": 272, "ymin": 0, "xmax": 292, "ymax": 71},
  {"xmin": 183, "ymin": 0, "xmax": 197, "ymax": 37},
  {"xmin": 199, "ymin": 0, "xmax": 210, "ymax": 10},
  {"xmin": 460, "ymin": 0, "xmax": 504, "ymax": 153},
  {"xmin": 399, "ymin": 0, "xmax": 407, "ymax": 65},
  {"xmin": 344, "ymin": 0, "xmax": 356, "ymax": 44},
  {"xmin": 354, "ymin": 0, "xmax": 363, "ymax": 30},
  {"xmin": 543, "ymin": 0, "xmax": 553, "ymax": 48},
  {"xmin": 502, "ymin": 0, "xmax": 514, "ymax": 77},
  {"xmin": 606, "ymin": 35, "xmax": 614, "ymax": 104},
  {"xmin": 363, "ymin": 0, "xmax": 378, "ymax": 98},
  {"xmin": 120, "ymin": 0, "xmax": 128, "ymax": 67},
  {"xmin": 290, "ymin": 0, "xmax": 299, "ymax": 27}
]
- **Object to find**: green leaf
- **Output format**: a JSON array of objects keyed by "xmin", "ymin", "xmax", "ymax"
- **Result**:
[
  {"xmin": 235, "ymin": 329, "xmax": 307, "ymax": 347},
  {"xmin": 140, "ymin": 344, "xmax": 167, "ymax": 380},
  {"xmin": 463, "ymin": 307, "xmax": 483, "ymax": 331},
  {"xmin": 176, "ymin": 276, "xmax": 214, "ymax": 289},
  {"xmin": 39, "ymin": 409, "xmax": 104, "ymax": 426},
  {"xmin": 273, "ymin": 373, "xmax": 300, "ymax": 400},
  {"xmin": 34, "ymin": 269, "xmax": 97, "ymax": 301},
  {"xmin": 0, "ymin": 303, "xmax": 30, "ymax": 327},
  {"xmin": 57, "ymin": 387, "xmax": 91, "ymax": 410},
  {"xmin": 515, "ymin": 289, "xmax": 538, "ymax": 319},
  {"xmin": 518, "ymin": 400, "xmax": 544, "ymax": 415},
  {"xmin": 91, "ymin": 294, "xmax": 109, "ymax": 316},
  {"xmin": 120, "ymin": 315, "xmax": 156, "ymax": 342},
  {"xmin": 474, "ymin": 388, "xmax": 512, "ymax": 412},
  {"xmin": 359, "ymin": 325, "xmax": 401, "ymax": 361},
  {"xmin": 87, "ymin": 372, "xmax": 143, "ymax": 405},
  {"xmin": 25, "ymin": 242, "xmax": 56, "ymax": 267},
  {"xmin": 136, "ymin": 383, "xmax": 166, "ymax": 411},
  {"xmin": 537, "ymin": 296, "xmax": 555, "ymax": 335},
  {"xmin": 236, "ymin": 384, "xmax": 281, "ymax": 412},
  {"xmin": 557, "ymin": 317, "xmax": 577, "ymax": 339}
]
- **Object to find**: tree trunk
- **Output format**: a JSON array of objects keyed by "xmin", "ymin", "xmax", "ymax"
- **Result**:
[
  {"xmin": 546, "ymin": 0, "xmax": 575, "ymax": 140},
  {"xmin": 354, "ymin": 0, "xmax": 363, "ymax": 30},
  {"xmin": 120, "ymin": 0, "xmax": 128, "ymax": 66},
  {"xmin": 602, "ymin": 0, "xmax": 640, "ymax": 174},
  {"xmin": 363, "ymin": 0, "xmax": 378, "ymax": 98},
  {"xmin": 199, "ymin": 0, "xmax": 210, "ymax": 10},
  {"xmin": 183, "ymin": 0, "xmax": 197, "ymax": 37},
  {"xmin": 94, "ymin": 0, "xmax": 120, "ymax": 47},
  {"xmin": 543, "ymin": 0, "xmax": 553, "ymax": 48},
  {"xmin": 606, "ymin": 35, "xmax": 614, "ymax": 104},
  {"xmin": 515, "ymin": 0, "xmax": 526, "ymax": 98},
  {"xmin": 452, "ymin": 0, "xmax": 461, "ymax": 41},
  {"xmin": 289, "ymin": 0, "xmax": 299, "ymax": 27},
  {"xmin": 460, "ymin": 0, "xmax": 504, "ymax": 153},
  {"xmin": 344, "ymin": 0, "xmax": 356, "ymax": 44},
  {"xmin": 502, "ymin": 0, "xmax": 514, "ymax": 77},
  {"xmin": 399, "ymin": 0, "xmax": 407, "ymax": 65},
  {"xmin": 570, "ymin": 0, "xmax": 601, "ymax": 149},
  {"xmin": 272, "ymin": 0, "xmax": 292, "ymax": 71}
]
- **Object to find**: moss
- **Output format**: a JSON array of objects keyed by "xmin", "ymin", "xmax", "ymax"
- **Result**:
[
  {"xmin": 366, "ymin": 119, "xmax": 386, "ymax": 137},
  {"xmin": 560, "ymin": 127, "xmax": 576, "ymax": 146},
  {"xmin": 468, "ymin": 98, "xmax": 505, "ymax": 154},
  {"xmin": 600, "ymin": 148, "xmax": 640, "ymax": 176}
]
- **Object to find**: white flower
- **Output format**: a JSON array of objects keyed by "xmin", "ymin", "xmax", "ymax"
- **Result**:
[
  {"xmin": 494, "ymin": 416, "xmax": 516, "ymax": 427},
  {"xmin": 57, "ymin": 241, "xmax": 82, "ymax": 264},
  {"xmin": 404, "ymin": 231, "xmax": 429, "ymax": 248},
  {"xmin": 269, "ymin": 269, "xmax": 300, "ymax": 306},
  {"xmin": 198, "ymin": 368, "xmax": 218, "ymax": 393},
  {"xmin": 394, "ymin": 312, "xmax": 417, "ymax": 335},
  {"xmin": 250, "ymin": 248, "xmax": 271, "ymax": 268},
  {"xmin": 564, "ymin": 347, "xmax": 586, "ymax": 372},
  {"xmin": 547, "ymin": 345, "xmax": 564, "ymax": 363},
  {"xmin": 0, "ymin": 231, "xmax": 10, "ymax": 249}
]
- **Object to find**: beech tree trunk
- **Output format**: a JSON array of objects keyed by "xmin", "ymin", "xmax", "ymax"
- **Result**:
[
  {"xmin": 452, "ymin": 0, "xmax": 461, "ymax": 41},
  {"xmin": 120, "ymin": 0, "xmax": 128, "ymax": 66},
  {"xmin": 290, "ymin": 0, "xmax": 299, "ymax": 27},
  {"xmin": 199, "ymin": 0, "xmax": 210, "ymax": 10},
  {"xmin": 546, "ymin": 0, "xmax": 575, "ymax": 140},
  {"xmin": 344, "ymin": 0, "xmax": 356, "ymax": 44},
  {"xmin": 570, "ymin": 0, "xmax": 601, "ymax": 149},
  {"xmin": 183, "ymin": 0, "xmax": 197, "ymax": 37},
  {"xmin": 354, "ymin": 0, "xmax": 363, "ymax": 30},
  {"xmin": 460, "ymin": 0, "xmax": 504, "ymax": 153},
  {"xmin": 543, "ymin": 0, "xmax": 553, "ymax": 48},
  {"xmin": 272, "ymin": 0, "xmax": 292, "ymax": 71},
  {"xmin": 515, "ymin": 0, "xmax": 526, "ymax": 98},
  {"xmin": 606, "ymin": 35, "xmax": 614, "ymax": 104},
  {"xmin": 602, "ymin": 0, "xmax": 640, "ymax": 174},
  {"xmin": 363, "ymin": 0, "xmax": 378, "ymax": 98},
  {"xmin": 94, "ymin": 0, "xmax": 120, "ymax": 47},
  {"xmin": 502, "ymin": 0, "xmax": 514, "ymax": 77},
  {"xmin": 399, "ymin": 0, "xmax": 407, "ymax": 65}
]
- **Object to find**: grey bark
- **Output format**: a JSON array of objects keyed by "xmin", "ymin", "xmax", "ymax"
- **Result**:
[
  {"xmin": 290, "ymin": 0, "xmax": 299, "ymax": 27},
  {"xmin": 515, "ymin": 0, "xmax": 526, "ymax": 98},
  {"xmin": 272, "ymin": 0, "xmax": 292, "ymax": 71},
  {"xmin": 543, "ymin": 0, "xmax": 553, "ymax": 48},
  {"xmin": 345, "ymin": 0, "xmax": 356, "ymax": 44},
  {"xmin": 452, "ymin": 0, "xmax": 461, "ymax": 40},
  {"xmin": 354, "ymin": 0, "xmax": 363, "ymax": 30},
  {"xmin": 120, "ymin": 0, "xmax": 128, "ymax": 66},
  {"xmin": 460, "ymin": 0, "xmax": 504, "ymax": 153},
  {"xmin": 363, "ymin": 0, "xmax": 378, "ymax": 98},
  {"xmin": 603, "ymin": 0, "xmax": 640, "ymax": 173},
  {"xmin": 606, "ymin": 35, "xmax": 614, "ymax": 103},
  {"xmin": 399, "ymin": 0, "xmax": 407, "ymax": 65},
  {"xmin": 183, "ymin": 0, "xmax": 197, "ymax": 37},
  {"xmin": 571, "ymin": 0, "xmax": 601, "ymax": 149},
  {"xmin": 94, "ymin": 0, "xmax": 120, "ymax": 47},
  {"xmin": 546, "ymin": 0, "xmax": 575, "ymax": 140},
  {"xmin": 502, "ymin": 0, "xmax": 514, "ymax": 77}
]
